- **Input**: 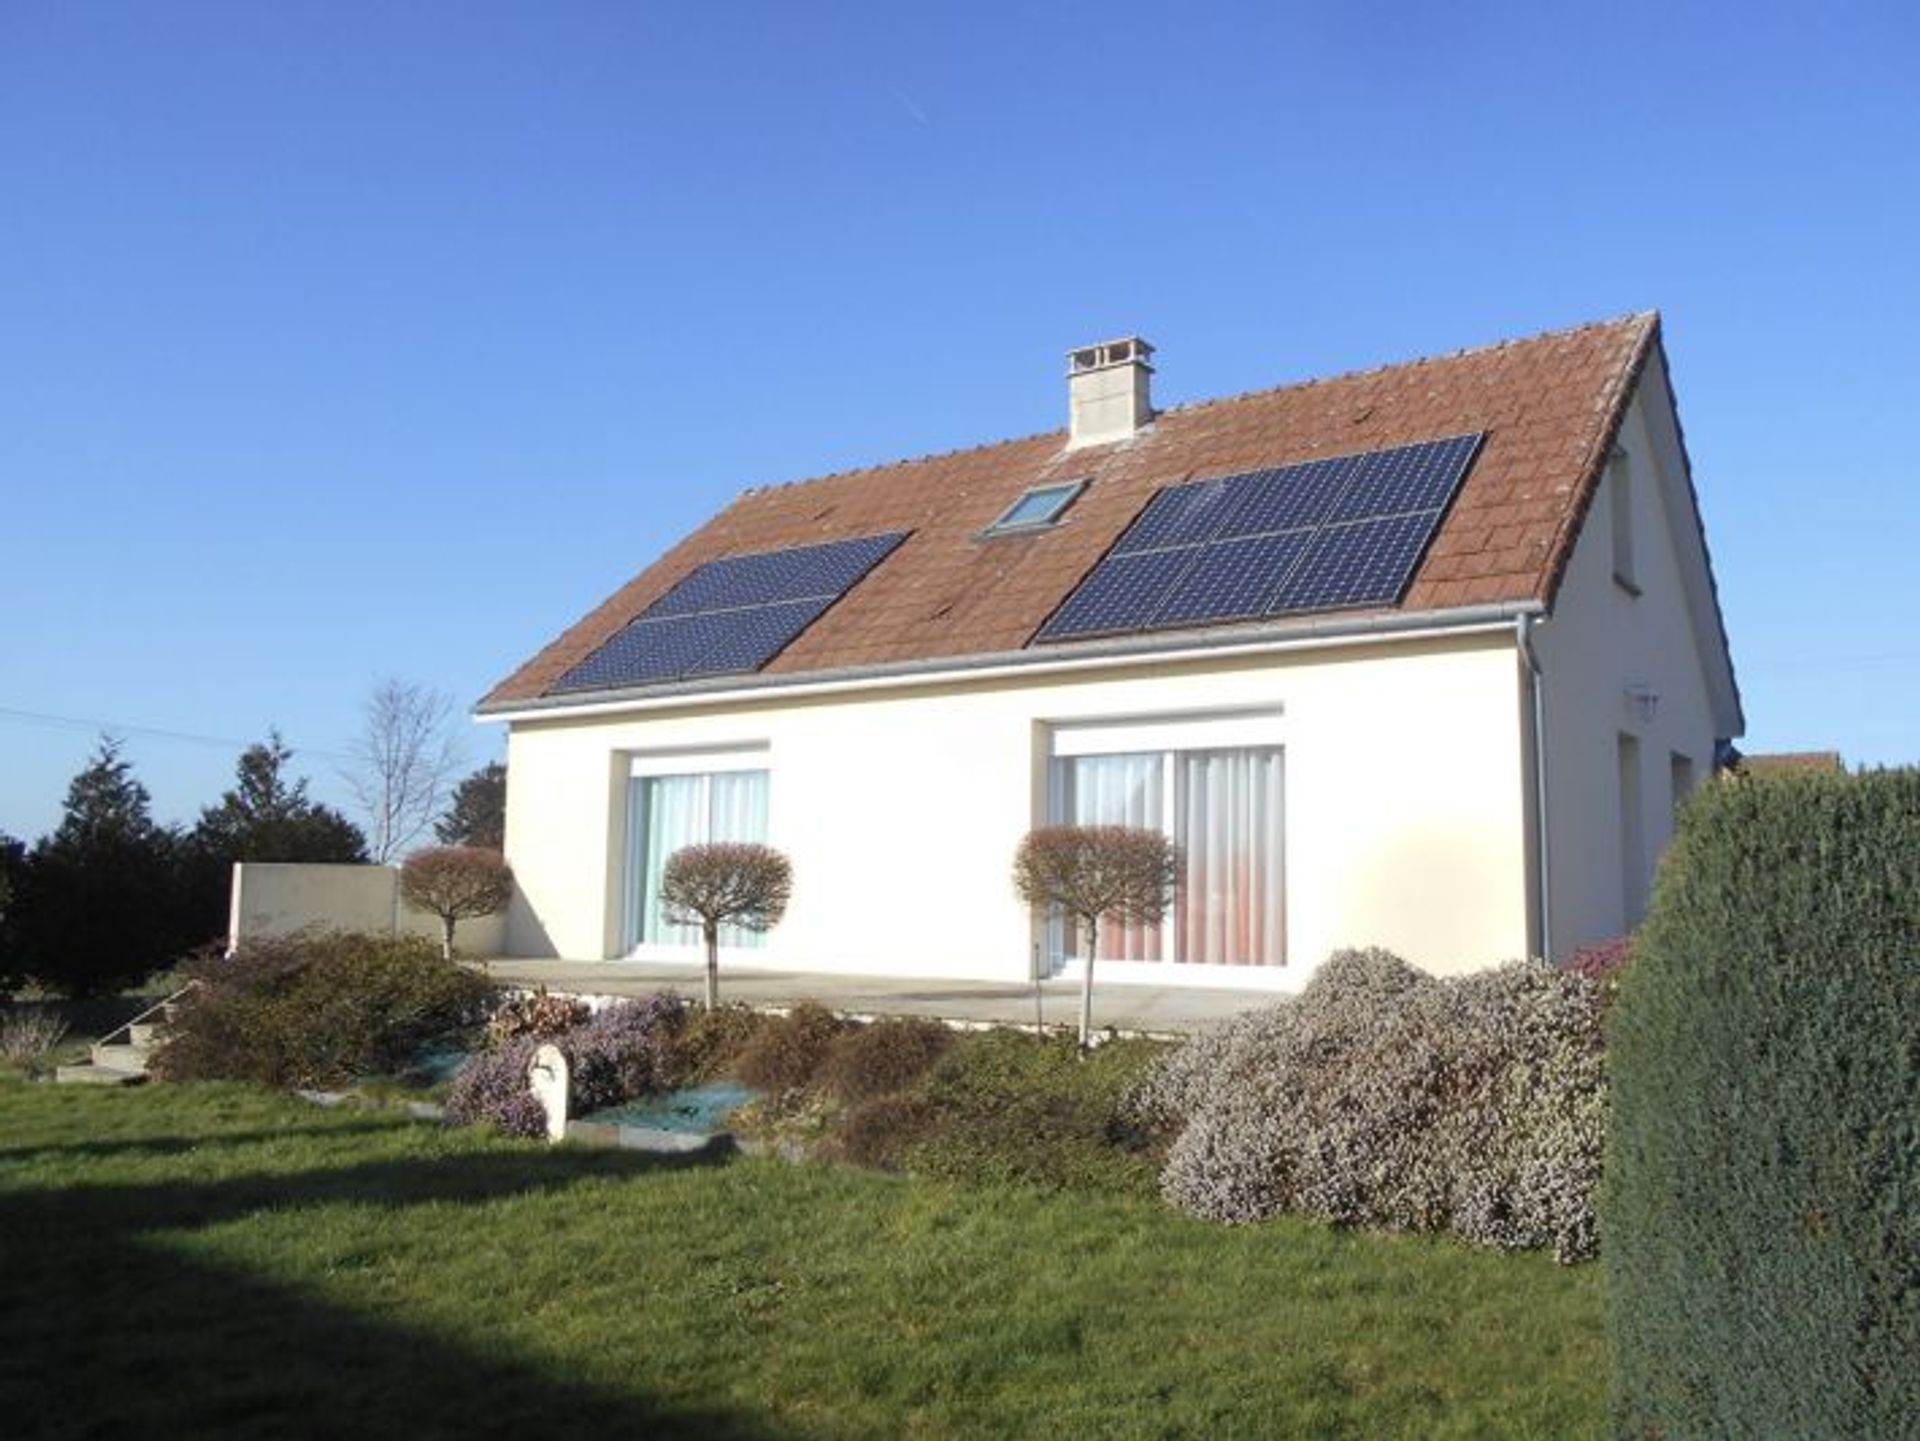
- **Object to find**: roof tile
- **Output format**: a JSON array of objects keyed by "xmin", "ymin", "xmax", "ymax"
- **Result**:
[{"xmin": 484, "ymin": 312, "xmax": 1660, "ymax": 707}]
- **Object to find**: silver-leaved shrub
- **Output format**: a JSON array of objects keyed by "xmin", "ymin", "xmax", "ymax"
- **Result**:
[{"xmin": 1132, "ymin": 948, "xmax": 1608, "ymax": 1262}]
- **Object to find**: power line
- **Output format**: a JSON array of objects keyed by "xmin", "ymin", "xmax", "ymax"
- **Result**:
[{"xmin": 0, "ymin": 706, "xmax": 353, "ymax": 762}]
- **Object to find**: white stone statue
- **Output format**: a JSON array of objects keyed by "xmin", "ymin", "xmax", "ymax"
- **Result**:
[{"xmin": 528, "ymin": 1043, "xmax": 570, "ymax": 1143}]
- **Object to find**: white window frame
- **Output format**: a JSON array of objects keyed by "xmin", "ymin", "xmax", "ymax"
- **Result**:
[
  {"xmin": 622, "ymin": 744, "xmax": 771, "ymax": 961},
  {"xmin": 1045, "ymin": 708, "xmax": 1289, "ymax": 988}
]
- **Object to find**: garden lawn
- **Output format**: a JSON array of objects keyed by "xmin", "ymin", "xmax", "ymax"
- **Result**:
[{"xmin": 0, "ymin": 1079, "xmax": 1605, "ymax": 1440}]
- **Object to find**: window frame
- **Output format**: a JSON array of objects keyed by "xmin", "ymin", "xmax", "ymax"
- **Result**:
[
  {"xmin": 982, "ymin": 479, "xmax": 1088, "ymax": 537},
  {"xmin": 1044, "ymin": 710, "xmax": 1287, "ymax": 973},
  {"xmin": 622, "ymin": 745, "xmax": 772, "ymax": 957}
]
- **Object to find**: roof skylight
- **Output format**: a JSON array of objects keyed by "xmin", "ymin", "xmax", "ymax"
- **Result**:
[{"xmin": 985, "ymin": 479, "xmax": 1086, "ymax": 536}]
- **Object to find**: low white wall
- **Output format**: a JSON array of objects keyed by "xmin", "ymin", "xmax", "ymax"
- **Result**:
[{"xmin": 228, "ymin": 862, "xmax": 507, "ymax": 957}]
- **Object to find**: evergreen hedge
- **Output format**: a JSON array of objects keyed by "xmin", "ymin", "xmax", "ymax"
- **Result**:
[{"xmin": 1603, "ymin": 767, "xmax": 1918, "ymax": 1438}]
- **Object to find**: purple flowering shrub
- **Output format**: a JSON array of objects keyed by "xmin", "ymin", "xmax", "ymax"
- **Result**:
[
  {"xmin": 444, "ymin": 1035, "xmax": 549, "ymax": 1138},
  {"xmin": 1131, "ymin": 949, "xmax": 1610, "ymax": 1262},
  {"xmin": 446, "ymin": 992, "xmax": 691, "ymax": 1136}
]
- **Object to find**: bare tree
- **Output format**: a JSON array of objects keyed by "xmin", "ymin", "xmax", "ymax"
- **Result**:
[
  {"xmin": 1013, "ymin": 824, "xmax": 1180, "ymax": 1049},
  {"xmin": 659, "ymin": 842, "xmax": 793, "ymax": 1011},
  {"xmin": 399, "ymin": 846, "xmax": 514, "ymax": 960},
  {"xmin": 344, "ymin": 678, "xmax": 464, "ymax": 862}
]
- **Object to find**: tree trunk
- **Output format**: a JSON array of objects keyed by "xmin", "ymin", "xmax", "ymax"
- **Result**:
[
  {"xmin": 1079, "ymin": 915, "xmax": 1097, "ymax": 1050},
  {"xmin": 441, "ymin": 914, "xmax": 455, "ymax": 961},
  {"xmin": 704, "ymin": 923, "xmax": 719, "ymax": 1012}
]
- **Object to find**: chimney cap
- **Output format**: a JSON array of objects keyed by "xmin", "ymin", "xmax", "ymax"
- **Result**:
[{"xmin": 1067, "ymin": 336, "xmax": 1155, "ymax": 376}]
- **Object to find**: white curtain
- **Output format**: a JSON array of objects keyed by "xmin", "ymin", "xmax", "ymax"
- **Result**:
[
  {"xmin": 1052, "ymin": 752, "xmax": 1165, "ymax": 962},
  {"xmin": 629, "ymin": 769, "xmax": 770, "ymax": 950},
  {"xmin": 1175, "ymin": 748, "xmax": 1284, "ymax": 966},
  {"xmin": 709, "ymin": 770, "xmax": 770, "ymax": 948}
]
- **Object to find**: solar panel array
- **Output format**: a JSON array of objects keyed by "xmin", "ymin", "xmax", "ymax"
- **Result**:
[
  {"xmin": 1036, "ymin": 434, "xmax": 1482, "ymax": 642},
  {"xmin": 551, "ymin": 531, "xmax": 908, "ymax": 693}
]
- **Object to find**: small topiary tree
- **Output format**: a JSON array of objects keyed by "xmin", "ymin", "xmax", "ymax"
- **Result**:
[
  {"xmin": 1603, "ymin": 766, "xmax": 1919, "ymax": 1437},
  {"xmin": 399, "ymin": 846, "xmax": 514, "ymax": 960},
  {"xmin": 659, "ymin": 842, "xmax": 793, "ymax": 1011},
  {"xmin": 1013, "ymin": 824, "xmax": 1179, "ymax": 1049}
]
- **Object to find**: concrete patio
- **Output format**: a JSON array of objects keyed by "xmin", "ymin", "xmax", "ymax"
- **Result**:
[{"xmin": 475, "ymin": 958, "xmax": 1278, "ymax": 1036}]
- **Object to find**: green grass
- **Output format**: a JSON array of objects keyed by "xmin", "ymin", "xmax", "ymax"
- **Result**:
[{"xmin": 0, "ymin": 1078, "xmax": 1606, "ymax": 1439}]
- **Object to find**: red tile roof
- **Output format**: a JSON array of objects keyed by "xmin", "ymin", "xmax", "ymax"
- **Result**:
[{"xmin": 483, "ymin": 312, "xmax": 1660, "ymax": 708}]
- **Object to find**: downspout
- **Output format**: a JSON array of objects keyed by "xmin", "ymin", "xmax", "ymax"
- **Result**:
[{"xmin": 1516, "ymin": 613, "xmax": 1553, "ymax": 961}]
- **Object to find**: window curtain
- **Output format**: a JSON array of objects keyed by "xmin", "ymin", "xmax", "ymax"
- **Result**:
[
  {"xmin": 628, "ymin": 769, "xmax": 770, "ymax": 950},
  {"xmin": 1175, "ymin": 748, "xmax": 1284, "ymax": 966},
  {"xmin": 1053, "ymin": 752, "xmax": 1164, "ymax": 962},
  {"xmin": 709, "ymin": 770, "xmax": 770, "ymax": 948}
]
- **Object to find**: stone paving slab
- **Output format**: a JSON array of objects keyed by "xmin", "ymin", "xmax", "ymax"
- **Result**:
[{"xmin": 474, "ymin": 958, "xmax": 1277, "ymax": 1037}]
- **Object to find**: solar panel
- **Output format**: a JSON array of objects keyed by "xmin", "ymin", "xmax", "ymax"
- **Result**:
[
  {"xmin": 1111, "ymin": 475, "xmax": 1237, "ymax": 554},
  {"xmin": 1153, "ymin": 531, "xmax": 1312, "ymax": 627},
  {"xmin": 1038, "ymin": 548, "xmax": 1199, "ymax": 638},
  {"xmin": 1036, "ymin": 434, "xmax": 1480, "ymax": 642},
  {"xmin": 1321, "ymin": 433, "xmax": 1481, "ymax": 522},
  {"xmin": 551, "ymin": 532, "xmax": 906, "ymax": 692},
  {"xmin": 1269, "ymin": 513, "xmax": 1439, "ymax": 613}
]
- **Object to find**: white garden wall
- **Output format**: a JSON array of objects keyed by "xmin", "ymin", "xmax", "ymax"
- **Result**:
[{"xmin": 228, "ymin": 862, "xmax": 506, "ymax": 956}]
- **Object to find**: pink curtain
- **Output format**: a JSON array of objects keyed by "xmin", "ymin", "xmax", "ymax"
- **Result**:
[{"xmin": 1176, "ymin": 749, "xmax": 1284, "ymax": 966}]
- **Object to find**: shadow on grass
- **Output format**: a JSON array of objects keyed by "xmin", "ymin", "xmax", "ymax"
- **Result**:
[
  {"xmin": 0, "ymin": 1118, "xmax": 408, "ymax": 1164},
  {"xmin": 0, "ymin": 1142, "xmax": 790, "ymax": 1440}
]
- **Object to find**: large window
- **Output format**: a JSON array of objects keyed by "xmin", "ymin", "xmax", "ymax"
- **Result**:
[
  {"xmin": 1047, "ymin": 720, "xmax": 1285, "ymax": 967},
  {"xmin": 623, "ymin": 755, "xmax": 769, "ymax": 951}
]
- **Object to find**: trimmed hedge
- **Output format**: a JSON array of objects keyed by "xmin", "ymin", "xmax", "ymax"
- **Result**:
[{"xmin": 1603, "ymin": 768, "xmax": 1919, "ymax": 1438}]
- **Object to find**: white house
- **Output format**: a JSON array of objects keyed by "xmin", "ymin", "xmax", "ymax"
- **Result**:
[{"xmin": 478, "ymin": 313, "xmax": 1741, "ymax": 991}]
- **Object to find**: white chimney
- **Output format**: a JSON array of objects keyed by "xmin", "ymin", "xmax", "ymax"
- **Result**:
[{"xmin": 1066, "ymin": 336, "xmax": 1154, "ymax": 449}]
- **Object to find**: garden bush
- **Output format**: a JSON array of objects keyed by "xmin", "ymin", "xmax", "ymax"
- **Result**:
[
  {"xmin": 442, "ymin": 1034, "xmax": 548, "ymax": 1138},
  {"xmin": 666, "ymin": 1001, "xmax": 766, "ymax": 1084},
  {"xmin": 0, "ymin": 1004, "xmax": 69, "ymax": 1077},
  {"xmin": 731, "ymin": 1001, "xmax": 845, "ymax": 1095},
  {"xmin": 818, "ymin": 1015, "xmax": 953, "ymax": 1103},
  {"xmin": 153, "ymin": 932, "xmax": 494, "ymax": 1088},
  {"xmin": 485, "ymin": 987, "xmax": 591, "ymax": 1047},
  {"xmin": 445, "ymin": 994, "xmax": 689, "ymax": 1135},
  {"xmin": 1604, "ymin": 767, "xmax": 1918, "ymax": 1438},
  {"xmin": 1140, "ymin": 948, "xmax": 1608, "ymax": 1261},
  {"xmin": 901, "ymin": 1029, "xmax": 1168, "ymax": 1195}
]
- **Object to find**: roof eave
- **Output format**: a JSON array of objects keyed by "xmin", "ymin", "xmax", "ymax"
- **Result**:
[{"xmin": 474, "ymin": 599, "xmax": 1546, "ymax": 722}]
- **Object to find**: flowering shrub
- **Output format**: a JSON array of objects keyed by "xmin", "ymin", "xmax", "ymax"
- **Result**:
[
  {"xmin": 485, "ymin": 987, "xmax": 591, "ymax": 1048},
  {"xmin": 446, "ymin": 993, "xmax": 689, "ymax": 1135},
  {"xmin": 1135, "ymin": 949, "xmax": 1609, "ymax": 1262},
  {"xmin": 568, "ymin": 994, "xmax": 687, "ymax": 1111},
  {"xmin": 444, "ymin": 1035, "xmax": 548, "ymax": 1138}
]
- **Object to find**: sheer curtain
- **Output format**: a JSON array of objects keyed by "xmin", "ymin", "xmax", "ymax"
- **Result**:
[
  {"xmin": 1053, "ymin": 752, "xmax": 1165, "ymax": 962},
  {"xmin": 709, "ymin": 771, "xmax": 770, "ymax": 948},
  {"xmin": 627, "ymin": 769, "xmax": 770, "ymax": 950},
  {"xmin": 1175, "ymin": 748, "xmax": 1284, "ymax": 966}
]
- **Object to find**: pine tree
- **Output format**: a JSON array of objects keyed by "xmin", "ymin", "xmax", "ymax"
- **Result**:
[
  {"xmin": 13, "ymin": 739, "xmax": 194, "ymax": 996},
  {"xmin": 193, "ymin": 731, "xmax": 368, "ymax": 864},
  {"xmin": 435, "ymin": 762, "xmax": 506, "ymax": 850},
  {"xmin": 181, "ymin": 731, "xmax": 368, "ymax": 939}
]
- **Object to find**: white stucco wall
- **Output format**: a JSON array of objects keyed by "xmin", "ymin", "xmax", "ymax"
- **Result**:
[
  {"xmin": 229, "ymin": 862, "xmax": 507, "ymax": 956},
  {"xmin": 498, "ymin": 630, "xmax": 1533, "ymax": 988},
  {"xmin": 1534, "ymin": 371, "xmax": 1732, "ymax": 958}
]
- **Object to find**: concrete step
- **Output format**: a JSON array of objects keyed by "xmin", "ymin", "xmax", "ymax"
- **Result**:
[
  {"xmin": 128, "ymin": 1022, "xmax": 164, "ymax": 1047},
  {"xmin": 90, "ymin": 1041, "xmax": 152, "ymax": 1074},
  {"xmin": 55, "ymin": 1061, "xmax": 145, "ymax": 1086}
]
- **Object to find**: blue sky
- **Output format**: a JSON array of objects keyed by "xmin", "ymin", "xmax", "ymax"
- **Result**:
[{"xmin": 3, "ymin": 1, "xmax": 1916, "ymax": 841}]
